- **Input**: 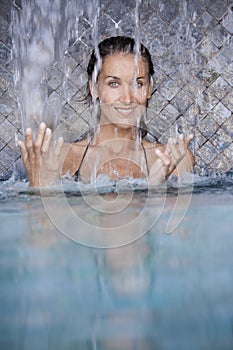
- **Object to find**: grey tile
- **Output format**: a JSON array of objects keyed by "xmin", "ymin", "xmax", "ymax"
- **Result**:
[
  {"xmin": 197, "ymin": 114, "xmax": 219, "ymax": 138},
  {"xmin": 0, "ymin": 144, "xmax": 19, "ymax": 169},
  {"xmin": 138, "ymin": 2, "xmax": 155, "ymax": 25},
  {"xmin": 158, "ymin": 77, "xmax": 181, "ymax": 101},
  {"xmin": 223, "ymin": 143, "xmax": 233, "ymax": 164},
  {"xmin": 184, "ymin": 103, "xmax": 204, "ymax": 127},
  {"xmin": 47, "ymin": 66, "xmax": 64, "ymax": 91},
  {"xmin": 0, "ymin": 16, "xmax": 9, "ymax": 38},
  {"xmin": 57, "ymin": 78, "xmax": 78, "ymax": 103},
  {"xmin": 159, "ymin": 103, "xmax": 180, "ymax": 125},
  {"xmin": 69, "ymin": 91, "xmax": 88, "ymax": 115},
  {"xmin": 105, "ymin": 0, "xmax": 132, "ymax": 23},
  {"xmin": 222, "ymin": 10, "xmax": 233, "ymax": 34},
  {"xmin": 68, "ymin": 65, "xmax": 88, "ymax": 90},
  {"xmin": 211, "ymin": 127, "xmax": 232, "ymax": 151},
  {"xmin": 171, "ymin": 15, "xmax": 203, "ymax": 48},
  {"xmin": 194, "ymin": 129, "xmax": 207, "ymax": 147},
  {"xmin": 195, "ymin": 11, "xmax": 218, "ymax": 34},
  {"xmin": 0, "ymin": 135, "xmax": 6, "ymax": 151},
  {"xmin": 183, "ymin": 77, "xmax": 205, "ymax": 99},
  {"xmin": 7, "ymin": 112, "xmax": 21, "ymax": 130},
  {"xmin": 222, "ymin": 115, "xmax": 233, "ymax": 138},
  {"xmin": 64, "ymin": 114, "xmax": 89, "ymax": 142},
  {"xmin": 118, "ymin": 12, "xmax": 136, "ymax": 37},
  {"xmin": 185, "ymin": 0, "xmax": 206, "ymax": 21},
  {"xmin": 209, "ymin": 24, "xmax": 230, "ymax": 48},
  {"xmin": 196, "ymin": 67, "xmax": 220, "ymax": 87},
  {"xmin": 196, "ymin": 140, "xmax": 219, "ymax": 164},
  {"xmin": 156, "ymin": 0, "xmax": 180, "ymax": 24},
  {"xmin": 207, "ymin": 76, "xmax": 232, "ymax": 100},
  {"xmin": 171, "ymin": 89, "xmax": 194, "ymax": 114},
  {"xmin": 205, "ymin": 0, "xmax": 228, "ymax": 20},
  {"xmin": 148, "ymin": 91, "xmax": 168, "ymax": 114},
  {"xmin": 143, "ymin": 13, "xmax": 167, "ymax": 39},
  {"xmin": 0, "ymin": 94, "xmax": 15, "ymax": 116},
  {"xmin": 0, "ymin": 41, "xmax": 10, "ymax": 65},
  {"xmin": 210, "ymin": 153, "xmax": 232, "ymax": 172},
  {"xmin": 196, "ymin": 90, "xmax": 219, "ymax": 114},
  {"xmin": 198, "ymin": 38, "xmax": 219, "ymax": 61},
  {"xmin": 220, "ymin": 36, "xmax": 233, "ymax": 60},
  {"xmin": 208, "ymin": 50, "xmax": 232, "ymax": 74},
  {"xmin": 98, "ymin": 13, "xmax": 117, "ymax": 37},
  {"xmin": 222, "ymin": 90, "xmax": 233, "ymax": 110},
  {"xmin": 149, "ymin": 38, "xmax": 169, "ymax": 57},
  {"xmin": 222, "ymin": 62, "xmax": 233, "ymax": 86}
]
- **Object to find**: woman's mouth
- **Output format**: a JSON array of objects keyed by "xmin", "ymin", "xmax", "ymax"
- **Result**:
[{"xmin": 115, "ymin": 107, "xmax": 135, "ymax": 116}]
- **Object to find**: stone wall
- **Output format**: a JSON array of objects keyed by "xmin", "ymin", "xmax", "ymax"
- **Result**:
[{"xmin": 0, "ymin": 0, "xmax": 233, "ymax": 179}]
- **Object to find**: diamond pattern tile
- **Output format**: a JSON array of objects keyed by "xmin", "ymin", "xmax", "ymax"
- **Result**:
[{"xmin": 0, "ymin": 0, "xmax": 232, "ymax": 178}]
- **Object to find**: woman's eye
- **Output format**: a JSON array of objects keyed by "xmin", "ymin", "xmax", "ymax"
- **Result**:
[
  {"xmin": 108, "ymin": 81, "xmax": 119, "ymax": 87},
  {"xmin": 137, "ymin": 81, "xmax": 143, "ymax": 88}
]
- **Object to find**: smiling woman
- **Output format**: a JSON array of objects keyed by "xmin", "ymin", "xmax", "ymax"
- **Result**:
[
  {"xmin": 17, "ymin": 36, "xmax": 194, "ymax": 187},
  {"xmin": 92, "ymin": 53, "xmax": 153, "ymax": 128}
]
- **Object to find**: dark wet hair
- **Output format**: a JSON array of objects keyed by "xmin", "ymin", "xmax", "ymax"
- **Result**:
[{"xmin": 87, "ymin": 35, "xmax": 154, "ymax": 98}]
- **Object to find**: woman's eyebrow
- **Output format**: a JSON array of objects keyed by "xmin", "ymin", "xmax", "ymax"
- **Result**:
[{"xmin": 105, "ymin": 75, "xmax": 120, "ymax": 80}]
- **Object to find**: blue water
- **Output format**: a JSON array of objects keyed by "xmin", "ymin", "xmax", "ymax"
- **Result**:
[{"xmin": 0, "ymin": 175, "xmax": 233, "ymax": 350}]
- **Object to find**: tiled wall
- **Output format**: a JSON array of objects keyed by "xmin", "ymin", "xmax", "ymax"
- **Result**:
[{"xmin": 0, "ymin": 0, "xmax": 233, "ymax": 179}]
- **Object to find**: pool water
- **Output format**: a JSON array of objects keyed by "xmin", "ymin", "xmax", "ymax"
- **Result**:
[{"xmin": 0, "ymin": 175, "xmax": 233, "ymax": 350}]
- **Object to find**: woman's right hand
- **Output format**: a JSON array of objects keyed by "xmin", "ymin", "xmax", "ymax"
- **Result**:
[{"xmin": 18, "ymin": 122, "xmax": 63, "ymax": 187}]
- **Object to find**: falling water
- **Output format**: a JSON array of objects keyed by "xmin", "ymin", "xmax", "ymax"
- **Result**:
[{"xmin": 11, "ymin": 0, "xmax": 99, "ymax": 133}]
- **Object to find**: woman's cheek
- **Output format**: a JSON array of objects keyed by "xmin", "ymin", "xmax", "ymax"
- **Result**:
[{"xmin": 136, "ymin": 89, "xmax": 148, "ymax": 105}]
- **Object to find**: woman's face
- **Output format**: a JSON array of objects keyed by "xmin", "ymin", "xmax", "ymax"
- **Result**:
[{"xmin": 91, "ymin": 53, "xmax": 153, "ymax": 128}]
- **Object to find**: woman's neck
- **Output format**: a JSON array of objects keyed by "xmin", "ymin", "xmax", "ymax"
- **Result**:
[
  {"xmin": 92, "ymin": 123, "xmax": 142, "ymax": 154},
  {"xmin": 95, "ymin": 123, "xmax": 139, "ymax": 142}
]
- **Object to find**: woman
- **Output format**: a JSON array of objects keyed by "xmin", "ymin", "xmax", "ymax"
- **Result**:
[{"xmin": 18, "ymin": 36, "xmax": 194, "ymax": 187}]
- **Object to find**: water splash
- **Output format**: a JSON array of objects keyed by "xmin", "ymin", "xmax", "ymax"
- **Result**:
[{"xmin": 11, "ymin": 0, "xmax": 99, "ymax": 133}]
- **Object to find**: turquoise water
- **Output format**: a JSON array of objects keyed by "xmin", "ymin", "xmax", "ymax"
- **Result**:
[{"xmin": 0, "ymin": 176, "xmax": 233, "ymax": 349}]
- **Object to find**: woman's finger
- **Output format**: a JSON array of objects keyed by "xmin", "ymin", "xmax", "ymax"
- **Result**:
[
  {"xmin": 25, "ymin": 128, "xmax": 35, "ymax": 163},
  {"xmin": 167, "ymin": 138, "xmax": 180, "ymax": 163},
  {"xmin": 34, "ymin": 122, "xmax": 47, "ymax": 156},
  {"xmin": 18, "ymin": 140, "xmax": 31, "ymax": 174},
  {"xmin": 178, "ymin": 134, "xmax": 186, "ymax": 156},
  {"xmin": 41, "ymin": 128, "xmax": 52, "ymax": 155},
  {"xmin": 185, "ymin": 134, "xmax": 194, "ymax": 147},
  {"xmin": 156, "ymin": 149, "xmax": 171, "ymax": 166}
]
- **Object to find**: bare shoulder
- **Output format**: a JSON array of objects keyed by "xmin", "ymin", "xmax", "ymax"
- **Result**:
[
  {"xmin": 60, "ymin": 139, "xmax": 89, "ymax": 176},
  {"xmin": 142, "ymin": 139, "xmax": 165, "ymax": 152}
]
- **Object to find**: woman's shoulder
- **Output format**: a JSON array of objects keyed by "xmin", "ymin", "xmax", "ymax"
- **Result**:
[
  {"xmin": 62, "ymin": 139, "xmax": 89, "ymax": 152},
  {"xmin": 142, "ymin": 139, "xmax": 165, "ymax": 151},
  {"xmin": 61, "ymin": 139, "xmax": 89, "ymax": 176}
]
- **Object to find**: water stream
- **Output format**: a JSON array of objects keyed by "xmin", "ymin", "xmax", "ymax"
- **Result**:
[{"xmin": 11, "ymin": 0, "xmax": 99, "ymax": 133}]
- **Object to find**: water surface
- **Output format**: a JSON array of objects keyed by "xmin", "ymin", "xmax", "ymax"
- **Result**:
[{"xmin": 0, "ymin": 175, "xmax": 233, "ymax": 349}]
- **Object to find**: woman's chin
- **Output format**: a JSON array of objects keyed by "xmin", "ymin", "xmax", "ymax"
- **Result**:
[{"xmin": 112, "ymin": 120, "xmax": 137, "ymax": 129}]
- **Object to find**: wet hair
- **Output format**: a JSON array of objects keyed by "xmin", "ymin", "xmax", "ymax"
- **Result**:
[{"xmin": 87, "ymin": 35, "xmax": 154, "ymax": 99}]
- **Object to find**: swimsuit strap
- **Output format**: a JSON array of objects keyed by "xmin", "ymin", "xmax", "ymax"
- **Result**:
[
  {"xmin": 141, "ymin": 142, "xmax": 150, "ymax": 176},
  {"xmin": 74, "ymin": 138, "xmax": 92, "ymax": 181},
  {"xmin": 74, "ymin": 137, "xmax": 150, "ymax": 181}
]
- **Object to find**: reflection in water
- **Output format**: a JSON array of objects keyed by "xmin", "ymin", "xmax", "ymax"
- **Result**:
[{"xmin": 0, "ymin": 188, "xmax": 233, "ymax": 349}]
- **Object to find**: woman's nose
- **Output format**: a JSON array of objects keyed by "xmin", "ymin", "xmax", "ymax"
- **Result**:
[{"xmin": 119, "ymin": 84, "xmax": 135, "ymax": 104}]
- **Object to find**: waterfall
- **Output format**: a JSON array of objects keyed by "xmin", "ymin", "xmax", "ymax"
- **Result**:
[{"xmin": 11, "ymin": 0, "xmax": 99, "ymax": 133}]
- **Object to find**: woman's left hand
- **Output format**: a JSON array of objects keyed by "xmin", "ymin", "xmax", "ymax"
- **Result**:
[{"xmin": 148, "ymin": 134, "xmax": 193, "ymax": 186}]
